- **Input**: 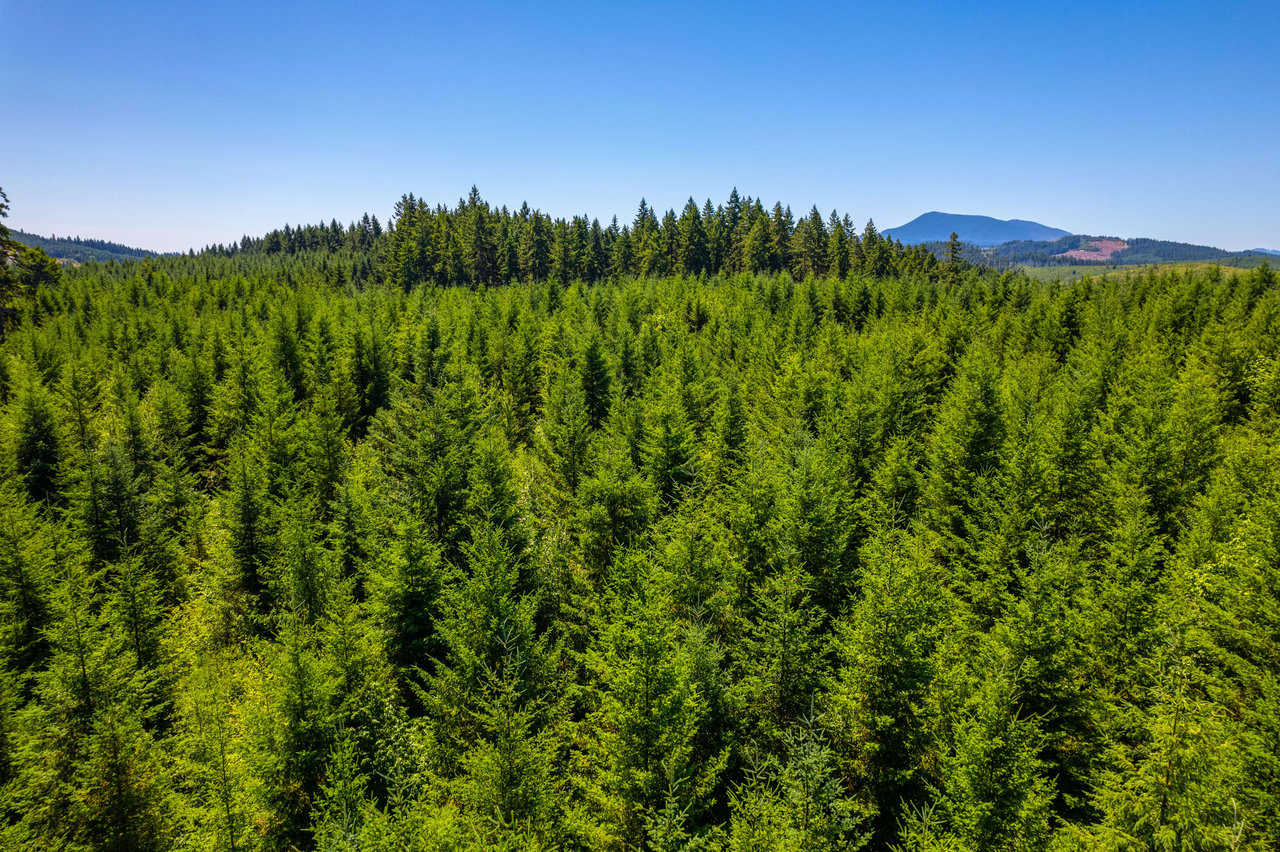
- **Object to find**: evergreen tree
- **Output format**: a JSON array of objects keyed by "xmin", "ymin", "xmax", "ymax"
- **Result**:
[
  {"xmin": 577, "ymin": 559, "xmax": 724, "ymax": 849},
  {"xmin": 644, "ymin": 390, "xmax": 696, "ymax": 507},
  {"xmin": 920, "ymin": 343, "xmax": 1006, "ymax": 584},
  {"xmin": 735, "ymin": 562, "xmax": 827, "ymax": 741},
  {"xmin": 769, "ymin": 203, "xmax": 794, "ymax": 274},
  {"xmin": 13, "ymin": 378, "xmax": 61, "ymax": 505},
  {"xmin": 906, "ymin": 653, "xmax": 1053, "ymax": 852},
  {"xmin": 519, "ymin": 213, "xmax": 552, "ymax": 282},
  {"xmin": 827, "ymin": 533, "xmax": 946, "ymax": 845},
  {"xmin": 744, "ymin": 217, "xmax": 772, "ymax": 274},
  {"xmin": 724, "ymin": 716, "xmax": 869, "ymax": 852},
  {"xmin": 528, "ymin": 363, "xmax": 585, "ymax": 500},
  {"xmin": 580, "ymin": 332, "xmax": 612, "ymax": 430},
  {"xmin": 0, "ymin": 487, "xmax": 53, "ymax": 673},
  {"xmin": 828, "ymin": 211, "xmax": 851, "ymax": 280},
  {"xmin": 677, "ymin": 198, "xmax": 709, "ymax": 276}
]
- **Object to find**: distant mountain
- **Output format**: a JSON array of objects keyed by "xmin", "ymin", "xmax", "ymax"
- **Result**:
[
  {"xmin": 1252, "ymin": 248, "xmax": 1280, "ymax": 257},
  {"xmin": 885, "ymin": 212, "xmax": 1070, "ymax": 247},
  {"xmin": 11, "ymin": 230, "xmax": 163, "ymax": 264}
]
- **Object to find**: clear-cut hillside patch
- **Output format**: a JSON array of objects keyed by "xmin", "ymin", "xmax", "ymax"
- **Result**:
[{"xmin": 1057, "ymin": 238, "xmax": 1127, "ymax": 261}]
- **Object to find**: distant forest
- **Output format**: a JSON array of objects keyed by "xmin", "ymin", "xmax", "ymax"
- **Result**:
[
  {"xmin": 954, "ymin": 235, "xmax": 1277, "ymax": 269},
  {"xmin": 11, "ymin": 230, "xmax": 163, "ymax": 265},
  {"xmin": 0, "ymin": 187, "xmax": 1278, "ymax": 851}
]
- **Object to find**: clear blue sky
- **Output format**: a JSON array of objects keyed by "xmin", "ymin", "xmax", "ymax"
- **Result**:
[{"xmin": 3, "ymin": 0, "xmax": 1278, "ymax": 252}]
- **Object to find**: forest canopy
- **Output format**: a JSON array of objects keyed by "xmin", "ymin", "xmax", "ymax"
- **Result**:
[{"xmin": 0, "ymin": 187, "xmax": 1278, "ymax": 851}]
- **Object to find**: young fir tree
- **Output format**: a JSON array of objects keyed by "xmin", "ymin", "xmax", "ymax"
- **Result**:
[
  {"xmin": 580, "ymin": 332, "xmax": 613, "ymax": 430},
  {"xmin": 733, "ymin": 561, "xmax": 828, "ymax": 744},
  {"xmin": 576, "ymin": 557, "xmax": 725, "ymax": 849},
  {"xmin": 824, "ymin": 532, "xmax": 949, "ymax": 846},
  {"xmin": 903, "ymin": 650, "xmax": 1054, "ymax": 852},
  {"xmin": 723, "ymin": 715, "xmax": 869, "ymax": 852},
  {"xmin": 13, "ymin": 378, "xmax": 61, "ymax": 506}
]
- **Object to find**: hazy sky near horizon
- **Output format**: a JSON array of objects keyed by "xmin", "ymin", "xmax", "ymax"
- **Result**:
[{"xmin": 3, "ymin": 0, "xmax": 1278, "ymax": 253}]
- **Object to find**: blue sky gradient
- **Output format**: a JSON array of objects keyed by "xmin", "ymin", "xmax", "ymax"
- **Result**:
[{"xmin": 3, "ymin": 0, "xmax": 1278, "ymax": 252}]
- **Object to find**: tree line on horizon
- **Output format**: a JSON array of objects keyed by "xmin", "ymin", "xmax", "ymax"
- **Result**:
[
  {"xmin": 0, "ymin": 185, "xmax": 1278, "ymax": 850},
  {"xmin": 205, "ymin": 187, "xmax": 942, "ymax": 290}
]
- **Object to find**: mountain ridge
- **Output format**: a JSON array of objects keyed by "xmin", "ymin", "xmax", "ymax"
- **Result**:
[{"xmin": 885, "ymin": 211, "xmax": 1071, "ymax": 247}]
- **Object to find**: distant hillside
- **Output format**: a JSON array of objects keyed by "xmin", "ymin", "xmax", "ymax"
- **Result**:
[
  {"xmin": 11, "ymin": 230, "xmax": 163, "ymax": 264},
  {"xmin": 886, "ymin": 212, "xmax": 1070, "ymax": 247},
  {"xmin": 915, "ymin": 233, "xmax": 1277, "ymax": 271},
  {"xmin": 985, "ymin": 235, "xmax": 1277, "ymax": 268}
]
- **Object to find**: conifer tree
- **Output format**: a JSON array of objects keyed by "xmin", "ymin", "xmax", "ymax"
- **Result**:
[
  {"xmin": 579, "ymin": 429, "xmax": 656, "ymax": 575},
  {"xmin": 14, "ymin": 378, "xmax": 61, "ymax": 506},
  {"xmin": 769, "ymin": 203, "xmax": 793, "ymax": 274},
  {"xmin": 744, "ymin": 217, "xmax": 772, "ymax": 274},
  {"xmin": 1081, "ymin": 629, "xmax": 1252, "ymax": 850},
  {"xmin": 251, "ymin": 607, "xmax": 337, "ymax": 851},
  {"xmin": 225, "ymin": 437, "xmax": 269, "ymax": 609},
  {"xmin": 921, "ymin": 343, "xmax": 1006, "ymax": 580},
  {"xmin": 535, "ymin": 366, "xmax": 593, "ymax": 499},
  {"xmin": 0, "ymin": 487, "xmax": 53, "ymax": 673},
  {"xmin": 826, "ymin": 532, "xmax": 945, "ymax": 844},
  {"xmin": 578, "ymin": 559, "xmax": 723, "ymax": 849},
  {"xmin": 724, "ymin": 716, "xmax": 869, "ymax": 852},
  {"xmin": 677, "ymin": 198, "xmax": 709, "ymax": 276},
  {"xmin": 580, "ymin": 332, "xmax": 612, "ymax": 430},
  {"xmin": 828, "ymin": 210, "xmax": 851, "ymax": 280},
  {"xmin": 611, "ymin": 226, "xmax": 635, "ymax": 279},
  {"xmin": 179, "ymin": 653, "xmax": 255, "ymax": 852},
  {"xmin": 735, "ymin": 562, "xmax": 827, "ymax": 741},
  {"xmin": 906, "ymin": 652, "xmax": 1053, "ymax": 852}
]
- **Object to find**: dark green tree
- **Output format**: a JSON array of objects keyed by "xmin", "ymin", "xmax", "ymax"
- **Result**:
[
  {"xmin": 580, "ymin": 332, "xmax": 612, "ymax": 429},
  {"xmin": 14, "ymin": 378, "xmax": 61, "ymax": 505}
]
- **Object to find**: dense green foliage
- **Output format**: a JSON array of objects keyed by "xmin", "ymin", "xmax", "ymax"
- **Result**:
[{"xmin": 1, "ymin": 187, "xmax": 1279, "ymax": 851}]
